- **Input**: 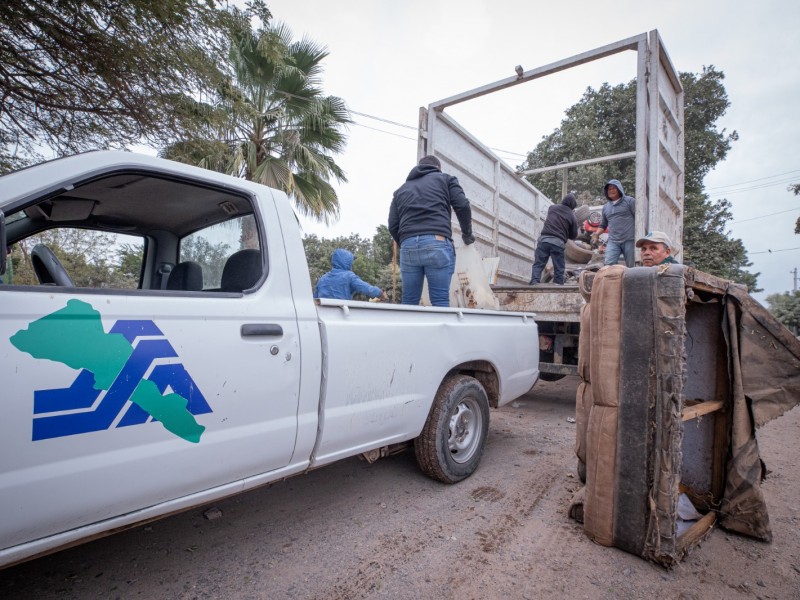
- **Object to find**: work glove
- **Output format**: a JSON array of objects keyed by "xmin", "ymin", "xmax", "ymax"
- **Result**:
[{"xmin": 462, "ymin": 232, "xmax": 475, "ymax": 245}]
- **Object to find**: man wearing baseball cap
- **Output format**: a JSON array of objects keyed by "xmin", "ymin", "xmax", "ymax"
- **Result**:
[{"xmin": 635, "ymin": 231, "xmax": 678, "ymax": 267}]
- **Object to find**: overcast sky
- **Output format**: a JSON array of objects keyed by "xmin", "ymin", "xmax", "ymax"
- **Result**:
[{"xmin": 268, "ymin": 0, "xmax": 799, "ymax": 303}]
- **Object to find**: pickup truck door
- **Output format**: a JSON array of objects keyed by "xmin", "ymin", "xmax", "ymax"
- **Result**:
[{"xmin": 0, "ymin": 157, "xmax": 302, "ymax": 553}]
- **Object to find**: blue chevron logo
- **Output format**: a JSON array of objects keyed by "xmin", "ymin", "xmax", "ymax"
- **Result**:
[{"xmin": 10, "ymin": 300, "xmax": 212, "ymax": 443}]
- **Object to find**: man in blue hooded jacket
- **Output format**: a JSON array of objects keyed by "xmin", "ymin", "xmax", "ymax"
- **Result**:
[
  {"xmin": 314, "ymin": 248, "xmax": 387, "ymax": 301},
  {"xmin": 598, "ymin": 179, "xmax": 636, "ymax": 267}
]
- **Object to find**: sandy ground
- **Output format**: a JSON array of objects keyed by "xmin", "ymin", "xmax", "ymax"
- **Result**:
[{"xmin": 1, "ymin": 376, "xmax": 799, "ymax": 599}]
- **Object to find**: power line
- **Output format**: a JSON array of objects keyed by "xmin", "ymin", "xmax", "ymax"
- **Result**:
[
  {"xmin": 705, "ymin": 169, "xmax": 800, "ymax": 191},
  {"xmin": 708, "ymin": 177, "xmax": 799, "ymax": 196},
  {"xmin": 350, "ymin": 110, "xmax": 417, "ymax": 130},
  {"xmin": 492, "ymin": 148, "xmax": 529, "ymax": 158},
  {"xmin": 351, "ymin": 121, "xmax": 416, "ymax": 141},
  {"xmin": 269, "ymin": 91, "xmax": 414, "ymax": 132},
  {"xmin": 351, "ymin": 114, "xmax": 531, "ymax": 160},
  {"xmin": 750, "ymin": 246, "xmax": 800, "ymax": 255},
  {"xmin": 731, "ymin": 207, "xmax": 800, "ymax": 224},
  {"xmin": 250, "ymin": 94, "xmax": 411, "ymax": 142},
  {"xmin": 352, "ymin": 110, "xmax": 529, "ymax": 159}
]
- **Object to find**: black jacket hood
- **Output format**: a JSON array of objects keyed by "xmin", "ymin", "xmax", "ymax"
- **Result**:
[{"xmin": 406, "ymin": 164, "xmax": 441, "ymax": 181}]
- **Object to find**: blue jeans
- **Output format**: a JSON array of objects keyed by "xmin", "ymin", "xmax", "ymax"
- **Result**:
[
  {"xmin": 530, "ymin": 240, "xmax": 566, "ymax": 284},
  {"xmin": 605, "ymin": 239, "xmax": 635, "ymax": 267},
  {"xmin": 400, "ymin": 235, "xmax": 455, "ymax": 307}
]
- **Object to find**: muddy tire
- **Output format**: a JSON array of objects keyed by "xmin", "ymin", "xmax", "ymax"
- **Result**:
[
  {"xmin": 415, "ymin": 375, "xmax": 490, "ymax": 483},
  {"xmin": 565, "ymin": 240, "xmax": 593, "ymax": 264},
  {"xmin": 574, "ymin": 204, "xmax": 591, "ymax": 224}
]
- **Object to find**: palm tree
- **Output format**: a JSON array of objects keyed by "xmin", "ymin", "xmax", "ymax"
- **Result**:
[{"xmin": 165, "ymin": 19, "xmax": 350, "ymax": 224}]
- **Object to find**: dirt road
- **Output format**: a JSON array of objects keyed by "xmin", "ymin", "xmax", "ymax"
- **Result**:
[{"xmin": 2, "ymin": 377, "xmax": 798, "ymax": 599}]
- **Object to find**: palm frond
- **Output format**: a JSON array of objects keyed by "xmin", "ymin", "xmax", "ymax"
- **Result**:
[
  {"xmin": 164, "ymin": 19, "xmax": 349, "ymax": 222},
  {"xmin": 291, "ymin": 172, "xmax": 340, "ymax": 224}
]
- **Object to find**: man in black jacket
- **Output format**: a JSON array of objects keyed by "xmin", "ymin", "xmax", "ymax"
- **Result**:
[
  {"xmin": 529, "ymin": 193, "xmax": 578, "ymax": 285},
  {"xmin": 388, "ymin": 155, "xmax": 474, "ymax": 306}
]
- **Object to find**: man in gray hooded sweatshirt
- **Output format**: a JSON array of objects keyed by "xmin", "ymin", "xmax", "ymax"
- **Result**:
[{"xmin": 599, "ymin": 179, "xmax": 636, "ymax": 267}]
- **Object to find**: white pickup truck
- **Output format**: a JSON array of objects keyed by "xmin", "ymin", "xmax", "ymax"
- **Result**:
[{"xmin": 0, "ymin": 152, "xmax": 539, "ymax": 568}]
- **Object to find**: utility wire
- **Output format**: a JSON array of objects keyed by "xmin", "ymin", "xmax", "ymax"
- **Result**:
[
  {"xmin": 351, "ymin": 110, "xmax": 529, "ymax": 159},
  {"xmin": 350, "ymin": 110, "xmax": 416, "ymax": 130},
  {"xmin": 731, "ymin": 207, "xmax": 800, "ymax": 224},
  {"xmin": 750, "ymin": 246, "xmax": 800, "ymax": 255},
  {"xmin": 708, "ymin": 177, "xmax": 799, "ymax": 196},
  {"xmin": 492, "ymin": 148, "xmax": 529, "ymax": 158},
  {"xmin": 351, "ymin": 121, "xmax": 416, "ymax": 141},
  {"xmin": 705, "ymin": 169, "xmax": 800, "ymax": 191}
]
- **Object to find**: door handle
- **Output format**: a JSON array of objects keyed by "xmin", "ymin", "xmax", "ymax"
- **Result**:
[{"xmin": 241, "ymin": 324, "xmax": 283, "ymax": 337}]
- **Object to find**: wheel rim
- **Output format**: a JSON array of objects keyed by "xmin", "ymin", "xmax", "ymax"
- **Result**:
[{"xmin": 447, "ymin": 396, "xmax": 483, "ymax": 464}]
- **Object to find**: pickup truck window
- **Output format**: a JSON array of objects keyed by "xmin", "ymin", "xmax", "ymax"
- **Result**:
[
  {"xmin": 5, "ymin": 228, "xmax": 144, "ymax": 288},
  {"xmin": 3, "ymin": 170, "xmax": 264, "ymax": 294},
  {"xmin": 179, "ymin": 215, "xmax": 260, "ymax": 290}
]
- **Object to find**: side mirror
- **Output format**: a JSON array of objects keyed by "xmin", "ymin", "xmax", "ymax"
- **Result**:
[{"xmin": 0, "ymin": 211, "xmax": 6, "ymax": 276}]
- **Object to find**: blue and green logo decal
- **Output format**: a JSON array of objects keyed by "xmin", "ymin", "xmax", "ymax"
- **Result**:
[{"xmin": 10, "ymin": 299, "xmax": 211, "ymax": 443}]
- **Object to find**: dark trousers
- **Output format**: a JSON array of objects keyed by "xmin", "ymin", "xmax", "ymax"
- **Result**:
[{"xmin": 530, "ymin": 240, "xmax": 566, "ymax": 284}]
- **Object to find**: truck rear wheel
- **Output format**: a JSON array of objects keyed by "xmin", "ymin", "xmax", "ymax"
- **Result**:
[{"xmin": 415, "ymin": 375, "xmax": 490, "ymax": 483}]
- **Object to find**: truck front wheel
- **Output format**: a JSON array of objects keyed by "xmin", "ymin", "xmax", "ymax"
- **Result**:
[
  {"xmin": 538, "ymin": 372, "xmax": 566, "ymax": 382},
  {"xmin": 415, "ymin": 375, "xmax": 490, "ymax": 483}
]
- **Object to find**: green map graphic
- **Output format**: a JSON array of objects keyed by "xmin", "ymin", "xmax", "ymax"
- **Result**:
[{"xmin": 10, "ymin": 299, "xmax": 205, "ymax": 443}]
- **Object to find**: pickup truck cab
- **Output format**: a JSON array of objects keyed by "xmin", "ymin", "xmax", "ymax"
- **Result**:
[{"xmin": 0, "ymin": 152, "xmax": 539, "ymax": 567}]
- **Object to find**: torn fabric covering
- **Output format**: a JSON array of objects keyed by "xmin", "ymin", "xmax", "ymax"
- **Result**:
[
  {"xmin": 717, "ymin": 286, "xmax": 800, "ymax": 541},
  {"xmin": 726, "ymin": 285, "xmax": 800, "ymax": 427}
]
